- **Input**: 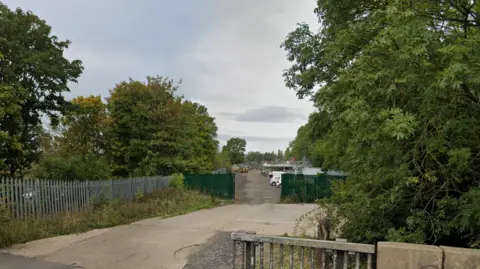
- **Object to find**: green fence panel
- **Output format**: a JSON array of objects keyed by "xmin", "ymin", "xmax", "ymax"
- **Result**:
[
  {"xmin": 184, "ymin": 173, "xmax": 235, "ymax": 200},
  {"xmin": 281, "ymin": 174, "xmax": 346, "ymax": 202}
]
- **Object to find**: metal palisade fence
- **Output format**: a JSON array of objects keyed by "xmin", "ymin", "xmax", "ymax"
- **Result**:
[
  {"xmin": 280, "ymin": 174, "xmax": 346, "ymax": 203},
  {"xmin": 184, "ymin": 173, "xmax": 235, "ymax": 200},
  {"xmin": 0, "ymin": 176, "xmax": 170, "ymax": 219}
]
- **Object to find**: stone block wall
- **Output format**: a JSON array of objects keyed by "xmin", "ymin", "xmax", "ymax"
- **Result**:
[{"xmin": 377, "ymin": 242, "xmax": 480, "ymax": 269}]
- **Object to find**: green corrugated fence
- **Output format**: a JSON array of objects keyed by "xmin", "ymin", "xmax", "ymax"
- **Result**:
[
  {"xmin": 184, "ymin": 173, "xmax": 235, "ymax": 200},
  {"xmin": 280, "ymin": 174, "xmax": 346, "ymax": 202}
]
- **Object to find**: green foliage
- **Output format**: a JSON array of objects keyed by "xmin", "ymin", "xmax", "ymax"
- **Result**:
[
  {"xmin": 222, "ymin": 137, "xmax": 247, "ymax": 164},
  {"xmin": 245, "ymin": 151, "xmax": 282, "ymax": 164},
  {"xmin": 0, "ymin": 3, "xmax": 83, "ymax": 175},
  {"xmin": 169, "ymin": 173, "xmax": 184, "ymax": 190},
  {"xmin": 108, "ymin": 76, "xmax": 219, "ymax": 177},
  {"xmin": 134, "ymin": 190, "xmax": 145, "ymax": 202},
  {"xmin": 55, "ymin": 95, "xmax": 108, "ymax": 156},
  {"xmin": 286, "ymin": 111, "xmax": 332, "ymax": 166},
  {"xmin": 214, "ymin": 150, "xmax": 231, "ymax": 169},
  {"xmin": 283, "ymin": 0, "xmax": 480, "ymax": 247},
  {"xmin": 27, "ymin": 154, "xmax": 110, "ymax": 181}
]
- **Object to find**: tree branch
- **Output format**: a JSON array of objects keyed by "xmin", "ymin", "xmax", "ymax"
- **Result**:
[{"xmin": 461, "ymin": 83, "xmax": 479, "ymax": 103}]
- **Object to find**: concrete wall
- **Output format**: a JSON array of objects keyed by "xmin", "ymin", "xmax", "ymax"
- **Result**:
[{"xmin": 377, "ymin": 242, "xmax": 480, "ymax": 269}]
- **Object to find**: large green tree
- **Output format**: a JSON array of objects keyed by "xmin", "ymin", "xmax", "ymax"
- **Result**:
[
  {"xmin": 55, "ymin": 95, "xmax": 108, "ymax": 156},
  {"xmin": 222, "ymin": 137, "xmax": 246, "ymax": 164},
  {"xmin": 0, "ymin": 3, "xmax": 83, "ymax": 175},
  {"xmin": 108, "ymin": 76, "xmax": 219, "ymax": 177},
  {"xmin": 246, "ymin": 151, "xmax": 263, "ymax": 163},
  {"xmin": 283, "ymin": 0, "xmax": 480, "ymax": 247}
]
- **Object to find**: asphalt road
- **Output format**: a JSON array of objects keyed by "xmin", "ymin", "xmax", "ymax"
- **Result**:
[{"xmin": 235, "ymin": 170, "xmax": 281, "ymax": 204}]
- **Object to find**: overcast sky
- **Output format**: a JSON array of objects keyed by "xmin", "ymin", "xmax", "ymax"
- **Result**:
[{"xmin": 4, "ymin": 0, "xmax": 318, "ymax": 152}]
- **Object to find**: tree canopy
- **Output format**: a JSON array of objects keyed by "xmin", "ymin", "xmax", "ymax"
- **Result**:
[
  {"xmin": 222, "ymin": 137, "xmax": 247, "ymax": 164},
  {"xmin": 283, "ymin": 0, "xmax": 480, "ymax": 247},
  {"xmin": 1, "ymin": 3, "xmax": 221, "ymax": 180},
  {"xmin": 0, "ymin": 3, "xmax": 83, "ymax": 175}
]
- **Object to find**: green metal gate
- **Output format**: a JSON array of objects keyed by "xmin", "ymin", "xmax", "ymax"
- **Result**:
[
  {"xmin": 280, "ymin": 174, "xmax": 346, "ymax": 202},
  {"xmin": 184, "ymin": 173, "xmax": 235, "ymax": 200}
]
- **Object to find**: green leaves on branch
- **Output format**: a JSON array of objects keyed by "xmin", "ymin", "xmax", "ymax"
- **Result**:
[
  {"xmin": 222, "ymin": 137, "xmax": 246, "ymax": 165},
  {"xmin": 283, "ymin": 0, "xmax": 480, "ymax": 247},
  {"xmin": 108, "ymin": 76, "xmax": 219, "ymax": 177},
  {"xmin": 0, "ymin": 3, "xmax": 83, "ymax": 175}
]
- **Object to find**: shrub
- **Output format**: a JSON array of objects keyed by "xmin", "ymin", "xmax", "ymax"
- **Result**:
[
  {"xmin": 27, "ymin": 154, "xmax": 110, "ymax": 181},
  {"xmin": 169, "ymin": 173, "xmax": 184, "ymax": 190}
]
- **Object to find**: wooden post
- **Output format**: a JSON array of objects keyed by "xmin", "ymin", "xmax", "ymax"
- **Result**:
[
  {"xmin": 316, "ymin": 215, "xmax": 331, "ymax": 266},
  {"xmin": 336, "ymin": 238, "xmax": 347, "ymax": 268}
]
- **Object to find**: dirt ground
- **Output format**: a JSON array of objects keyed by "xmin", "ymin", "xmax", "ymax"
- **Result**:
[{"xmin": 235, "ymin": 170, "xmax": 281, "ymax": 204}]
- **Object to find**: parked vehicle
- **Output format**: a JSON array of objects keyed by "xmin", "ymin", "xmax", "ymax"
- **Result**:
[{"xmin": 269, "ymin": 171, "xmax": 285, "ymax": 186}]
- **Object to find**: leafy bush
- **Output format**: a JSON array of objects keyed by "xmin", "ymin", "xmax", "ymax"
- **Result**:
[
  {"xmin": 169, "ymin": 173, "xmax": 184, "ymax": 190},
  {"xmin": 27, "ymin": 154, "xmax": 110, "ymax": 181}
]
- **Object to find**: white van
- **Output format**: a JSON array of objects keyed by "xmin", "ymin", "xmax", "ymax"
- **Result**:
[{"xmin": 269, "ymin": 171, "xmax": 285, "ymax": 186}]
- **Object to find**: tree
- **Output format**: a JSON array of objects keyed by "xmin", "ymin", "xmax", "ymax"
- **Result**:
[
  {"xmin": 108, "ymin": 76, "xmax": 181, "ymax": 177},
  {"xmin": 246, "ymin": 151, "xmax": 263, "ymax": 164},
  {"xmin": 262, "ymin": 152, "xmax": 276, "ymax": 162},
  {"xmin": 0, "ymin": 3, "xmax": 83, "ymax": 175},
  {"xmin": 284, "ymin": 148, "xmax": 291, "ymax": 160},
  {"xmin": 283, "ymin": 0, "xmax": 480, "ymax": 247},
  {"xmin": 55, "ymin": 95, "xmax": 107, "ymax": 156},
  {"xmin": 277, "ymin": 149, "xmax": 284, "ymax": 162},
  {"xmin": 108, "ymin": 76, "xmax": 219, "ymax": 177},
  {"xmin": 287, "ymin": 111, "xmax": 331, "ymax": 166},
  {"xmin": 175, "ymin": 100, "xmax": 219, "ymax": 173},
  {"xmin": 214, "ymin": 150, "xmax": 231, "ymax": 169},
  {"xmin": 222, "ymin": 137, "xmax": 246, "ymax": 164}
]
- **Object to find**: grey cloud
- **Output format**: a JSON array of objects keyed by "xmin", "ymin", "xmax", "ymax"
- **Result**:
[
  {"xmin": 218, "ymin": 134, "xmax": 291, "ymax": 143},
  {"xmin": 219, "ymin": 106, "xmax": 307, "ymax": 123},
  {"xmin": 6, "ymin": 0, "xmax": 317, "ymax": 152}
]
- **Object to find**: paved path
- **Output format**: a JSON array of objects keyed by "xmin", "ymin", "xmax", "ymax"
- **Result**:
[
  {"xmin": 1, "ymin": 204, "xmax": 315, "ymax": 269},
  {"xmin": 0, "ymin": 172, "xmax": 314, "ymax": 269},
  {"xmin": 236, "ymin": 170, "xmax": 280, "ymax": 204},
  {"xmin": 0, "ymin": 253, "xmax": 79, "ymax": 269}
]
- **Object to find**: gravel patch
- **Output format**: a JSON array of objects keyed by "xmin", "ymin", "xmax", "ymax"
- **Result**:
[{"xmin": 183, "ymin": 232, "xmax": 233, "ymax": 269}]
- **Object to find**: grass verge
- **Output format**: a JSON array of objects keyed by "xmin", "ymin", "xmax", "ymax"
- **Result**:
[{"xmin": 0, "ymin": 188, "xmax": 226, "ymax": 248}]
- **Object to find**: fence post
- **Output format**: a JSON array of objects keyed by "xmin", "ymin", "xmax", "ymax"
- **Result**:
[
  {"xmin": 86, "ymin": 180, "xmax": 90, "ymax": 206},
  {"xmin": 143, "ymin": 177, "xmax": 146, "ymax": 194},
  {"xmin": 245, "ymin": 242, "xmax": 253, "ymax": 269},
  {"xmin": 245, "ymin": 231, "xmax": 256, "ymax": 269},
  {"xmin": 129, "ymin": 177, "xmax": 133, "ymax": 201},
  {"xmin": 110, "ymin": 178, "xmax": 113, "ymax": 199},
  {"xmin": 35, "ymin": 179, "xmax": 40, "ymax": 217}
]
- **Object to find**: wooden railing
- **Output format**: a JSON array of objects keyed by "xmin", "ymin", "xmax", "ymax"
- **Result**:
[{"xmin": 231, "ymin": 232, "xmax": 375, "ymax": 269}]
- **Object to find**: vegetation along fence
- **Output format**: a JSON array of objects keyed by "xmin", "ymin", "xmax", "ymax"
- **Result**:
[
  {"xmin": 184, "ymin": 173, "xmax": 235, "ymax": 200},
  {"xmin": 231, "ymin": 232, "xmax": 375, "ymax": 269},
  {"xmin": 0, "ymin": 176, "xmax": 170, "ymax": 219},
  {"xmin": 281, "ymin": 174, "xmax": 346, "ymax": 203}
]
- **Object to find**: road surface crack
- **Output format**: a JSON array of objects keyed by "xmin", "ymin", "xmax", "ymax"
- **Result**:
[{"xmin": 174, "ymin": 244, "xmax": 202, "ymax": 259}]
